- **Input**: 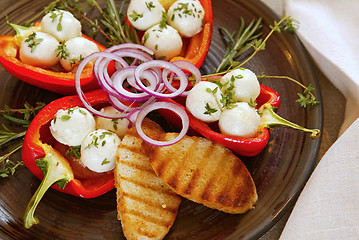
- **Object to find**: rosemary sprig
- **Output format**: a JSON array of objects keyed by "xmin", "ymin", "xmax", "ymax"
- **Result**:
[
  {"xmin": 210, "ymin": 15, "xmax": 298, "ymax": 77},
  {"xmin": 215, "ymin": 17, "xmax": 262, "ymax": 73},
  {"xmin": 234, "ymin": 15, "xmax": 299, "ymax": 70},
  {"xmin": 100, "ymin": 0, "xmax": 139, "ymax": 45}
]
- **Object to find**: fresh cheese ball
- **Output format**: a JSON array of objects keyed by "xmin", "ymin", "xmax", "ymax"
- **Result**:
[
  {"xmin": 41, "ymin": 10, "xmax": 82, "ymax": 42},
  {"xmin": 167, "ymin": 0, "xmax": 205, "ymax": 38},
  {"xmin": 219, "ymin": 102, "xmax": 260, "ymax": 138},
  {"xmin": 59, "ymin": 36, "xmax": 99, "ymax": 72},
  {"xmin": 95, "ymin": 106, "xmax": 130, "ymax": 139},
  {"xmin": 186, "ymin": 81, "xmax": 223, "ymax": 122},
  {"xmin": 19, "ymin": 32, "xmax": 60, "ymax": 68},
  {"xmin": 127, "ymin": 0, "xmax": 165, "ymax": 31},
  {"xmin": 143, "ymin": 24, "xmax": 182, "ymax": 60},
  {"xmin": 50, "ymin": 107, "xmax": 96, "ymax": 146},
  {"xmin": 80, "ymin": 129, "xmax": 121, "ymax": 173},
  {"xmin": 220, "ymin": 68, "xmax": 260, "ymax": 103}
]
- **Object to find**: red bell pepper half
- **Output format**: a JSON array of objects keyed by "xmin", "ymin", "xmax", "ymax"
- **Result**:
[
  {"xmin": 21, "ymin": 89, "xmax": 114, "ymax": 228},
  {"xmin": 0, "ymin": 31, "xmax": 107, "ymax": 95},
  {"xmin": 159, "ymin": 76, "xmax": 320, "ymax": 157}
]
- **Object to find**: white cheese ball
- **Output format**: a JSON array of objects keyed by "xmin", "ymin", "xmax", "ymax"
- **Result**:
[
  {"xmin": 59, "ymin": 37, "xmax": 99, "ymax": 72},
  {"xmin": 41, "ymin": 10, "xmax": 82, "ymax": 42},
  {"xmin": 95, "ymin": 106, "xmax": 130, "ymax": 139},
  {"xmin": 80, "ymin": 129, "xmax": 121, "ymax": 173},
  {"xmin": 50, "ymin": 107, "xmax": 96, "ymax": 146},
  {"xmin": 127, "ymin": 0, "xmax": 165, "ymax": 31},
  {"xmin": 219, "ymin": 102, "xmax": 260, "ymax": 138},
  {"xmin": 220, "ymin": 68, "xmax": 260, "ymax": 103},
  {"xmin": 143, "ymin": 24, "xmax": 182, "ymax": 60},
  {"xmin": 19, "ymin": 32, "xmax": 60, "ymax": 68},
  {"xmin": 167, "ymin": 0, "xmax": 205, "ymax": 38},
  {"xmin": 186, "ymin": 81, "xmax": 223, "ymax": 122}
]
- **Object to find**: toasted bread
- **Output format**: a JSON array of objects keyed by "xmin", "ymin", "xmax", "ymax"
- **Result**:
[
  {"xmin": 148, "ymin": 133, "xmax": 257, "ymax": 214},
  {"xmin": 114, "ymin": 119, "xmax": 181, "ymax": 240}
]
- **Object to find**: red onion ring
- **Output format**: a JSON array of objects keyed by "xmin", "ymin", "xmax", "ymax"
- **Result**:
[
  {"xmin": 134, "ymin": 60, "xmax": 188, "ymax": 99},
  {"xmin": 135, "ymin": 101, "xmax": 189, "ymax": 146},
  {"xmin": 162, "ymin": 60, "xmax": 202, "ymax": 96}
]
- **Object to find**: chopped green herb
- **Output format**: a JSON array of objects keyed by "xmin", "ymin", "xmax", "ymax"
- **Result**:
[
  {"xmin": 112, "ymin": 119, "xmax": 119, "ymax": 130},
  {"xmin": 248, "ymin": 98, "xmax": 257, "ymax": 108},
  {"xmin": 203, "ymin": 103, "xmax": 218, "ymax": 115},
  {"xmin": 56, "ymin": 43, "xmax": 69, "ymax": 59},
  {"xmin": 65, "ymin": 145, "xmax": 81, "ymax": 159},
  {"xmin": 101, "ymin": 158, "xmax": 110, "ymax": 165},
  {"xmin": 129, "ymin": 11, "xmax": 143, "ymax": 22},
  {"xmin": 159, "ymin": 11, "xmax": 167, "ymax": 29},
  {"xmin": 25, "ymin": 32, "xmax": 43, "ymax": 53},
  {"xmin": 79, "ymin": 109, "xmax": 87, "ymax": 115},
  {"xmin": 61, "ymin": 115, "xmax": 71, "ymax": 121},
  {"xmin": 145, "ymin": 1, "xmax": 155, "ymax": 11},
  {"xmin": 70, "ymin": 55, "xmax": 84, "ymax": 65}
]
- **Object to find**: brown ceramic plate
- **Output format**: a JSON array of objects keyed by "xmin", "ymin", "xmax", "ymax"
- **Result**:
[{"xmin": 0, "ymin": 0, "xmax": 322, "ymax": 239}]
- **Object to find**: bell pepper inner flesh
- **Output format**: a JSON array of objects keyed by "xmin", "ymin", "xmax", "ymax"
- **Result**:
[{"xmin": 23, "ymin": 144, "xmax": 74, "ymax": 229}]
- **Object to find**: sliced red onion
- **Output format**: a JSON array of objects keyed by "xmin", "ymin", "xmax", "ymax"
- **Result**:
[
  {"xmin": 75, "ymin": 52, "xmax": 127, "ymax": 119},
  {"xmin": 75, "ymin": 43, "xmax": 201, "ymax": 147},
  {"xmin": 134, "ymin": 60, "xmax": 188, "ymax": 99},
  {"xmin": 135, "ymin": 101, "xmax": 189, "ymax": 146},
  {"xmin": 112, "ymin": 68, "xmax": 153, "ymax": 102},
  {"xmin": 162, "ymin": 60, "xmax": 202, "ymax": 96},
  {"xmin": 105, "ymin": 43, "xmax": 154, "ymax": 55}
]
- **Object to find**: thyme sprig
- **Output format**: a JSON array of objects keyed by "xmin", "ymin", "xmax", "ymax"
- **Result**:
[
  {"xmin": 0, "ymin": 144, "xmax": 23, "ymax": 178},
  {"xmin": 259, "ymin": 74, "xmax": 319, "ymax": 108},
  {"xmin": 0, "ymin": 102, "xmax": 45, "ymax": 178}
]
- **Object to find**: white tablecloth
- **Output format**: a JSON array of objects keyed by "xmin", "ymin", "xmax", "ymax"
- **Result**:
[{"xmin": 259, "ymin": 0, "xmax": 359, "ymax": 239}]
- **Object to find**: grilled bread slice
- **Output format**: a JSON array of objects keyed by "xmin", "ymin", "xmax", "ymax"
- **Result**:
[
  {"xmin": 148, "ymin": 132, "xmax": 258, "ymax": 214},
  {"xmin": 114, "ymin": 119, "xmax": 181, "ymax": 240}
]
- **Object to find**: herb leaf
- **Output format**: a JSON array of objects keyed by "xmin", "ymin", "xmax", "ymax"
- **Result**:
[{"xmin": 203, "ymin": 103, "xmax": 218, "ymax": 115}]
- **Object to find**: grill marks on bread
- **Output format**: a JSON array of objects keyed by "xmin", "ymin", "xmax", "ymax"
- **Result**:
[
  {"xmin": 115, "ymin": 119, "xmax": 181, "ymax": 240},
  {"xmin": 149, "ymin": 133, "xmax": 258, "ymax": 214}
]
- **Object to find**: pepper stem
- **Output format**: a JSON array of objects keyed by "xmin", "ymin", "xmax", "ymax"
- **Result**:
[
  {"xmin": 23, "ymin": 145, "xmax": 74, "ymax": 229},
  {"xmin": 259, "ymin": 103, "xmax": 320, "ymax": 138}
]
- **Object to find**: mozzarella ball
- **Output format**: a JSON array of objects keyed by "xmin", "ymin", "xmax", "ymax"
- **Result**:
[
  {"xmin": 19, "ymin": 32, "xmax": 60, "ymax": 68},
  {"xmin": 41, "ymin": 10, "xmax": 82, "ymax": 42},
  {"xmin": 143, "ymin": 24, "xmax": 182, "ymax": 60},
  {"xmin": 186, "ymin": 81, "xmax": 223, "ymax": 122},
  {"xmin": 127, "ymin": 0, "xmax": 165, "ymax": 31},
  {"xmin": 80, "ymin": 129, "xmax": 121, "ymax": 173},
  {"xmin": 95, "ymin": 106, "xmax": 130, "ymax": 139},
  {"xmin": 59, "ymin": 37, "xmax": 99, "ymax": 72},
  {"xmin": 219, "ymin": 102, "xmax": 260, "ymax": 138},
  {"xmin": 220, "ymin": 68, "xmax": 260, "ymax": 103},
  {"xmin": 50, "ymin": 107, "xmax": 96, "ymax": 146},
  {"xmin": 167, "ymin": 0, "xmax": 205, "ymax": 38}
]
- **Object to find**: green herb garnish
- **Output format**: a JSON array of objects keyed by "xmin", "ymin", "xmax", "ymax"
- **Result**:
[{"xmin": 25, "ymin": 32, "xmax": 43, "ymax": 53}]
